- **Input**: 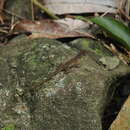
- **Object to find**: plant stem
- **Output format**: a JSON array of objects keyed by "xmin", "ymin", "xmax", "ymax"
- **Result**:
[{"xmin": 31, "ymin": 0, "xmax": 59, "ymax": 19}]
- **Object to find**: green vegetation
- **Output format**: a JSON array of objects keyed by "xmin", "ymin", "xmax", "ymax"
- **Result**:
[
  {"xmin": 2, "ymin": 124, "xmax": 15, "ymax": 130},
  {"xmin": 90, "ymin": 17, "xmax": 130, "ymax": 51}
]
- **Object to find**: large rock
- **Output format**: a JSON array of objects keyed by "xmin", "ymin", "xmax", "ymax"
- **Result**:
[{"xmin": 0, "ymin": 36, "xmax": 130, "ymax": 130}]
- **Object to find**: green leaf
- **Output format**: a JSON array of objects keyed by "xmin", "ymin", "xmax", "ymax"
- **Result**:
[
  {"xmin": 90, "ymin": 17, "xmax": 130, "ymax": 50},
  {"xmin": 2, "ymin": 124, "xmax": 15, "ymax": 130}
]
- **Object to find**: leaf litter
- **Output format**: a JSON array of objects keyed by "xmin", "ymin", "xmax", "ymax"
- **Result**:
[{"xmin": 14, "ymin": 18, "xmax": 95, "ymax": 39}]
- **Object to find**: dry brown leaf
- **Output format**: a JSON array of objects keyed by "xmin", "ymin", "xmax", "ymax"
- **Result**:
[
  {"xmin": 110, "ymin": 95, "xmax": 130, "ymax": 130},
  {"xmin": 42, "ymin": 0, "xmax": 126, "ymax": 14},
  {"xmin": 14, "ymin": 18, "xmax": 95, "ymax": 39}
]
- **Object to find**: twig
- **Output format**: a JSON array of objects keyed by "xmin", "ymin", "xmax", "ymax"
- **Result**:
[
  {"xmin": 103, "ymin": 43, "xmax": 129, "ymax": 64},
  {"xmin": 31, "ymin": 0, "xmax": 59, "ymax": 19},
  {"xmin": 31, "ymin": 0, "xmax": 35, "ymax": 21},
  {"xmin": 1, "ymin": 9, "xmax": 25, "ymax": 19},
  {"xmin": 100, "ymin": 8, "xmax": 114, "ymax": 17},
  {"xmin": 0, "ymin": 28, "xmax": 8, "ymax": 33},
  {"xmin": 118, "ymin": 8, "xmax": 130, "ymax": 21}
]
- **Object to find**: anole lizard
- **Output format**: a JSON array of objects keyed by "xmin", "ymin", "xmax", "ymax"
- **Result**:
[{"xmin": 33, "ymin": 50, "xmax": 87, "ymax": 90}]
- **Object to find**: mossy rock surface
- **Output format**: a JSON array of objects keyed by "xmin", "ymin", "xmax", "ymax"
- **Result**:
[{"xmin": 0, "ymin": 36, "xmax": 130, "ymax": 130}]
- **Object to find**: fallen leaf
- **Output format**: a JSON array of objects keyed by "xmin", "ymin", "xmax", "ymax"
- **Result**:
[
  {"xmin": 42, "ymin": 0, "xmax": 126, "ymax": 14},
  {"xmin": 110, "ymin": 95, "xmax": 130, "ymax": 130},
  {"xmin": 14, "ymin": 18, "xmax": 95, "ymax": 39}
]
